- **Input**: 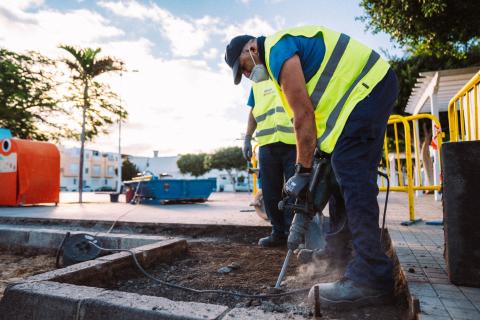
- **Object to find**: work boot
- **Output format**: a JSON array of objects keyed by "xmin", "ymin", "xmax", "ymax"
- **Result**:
[
  {"xmin": 308, "ymin": 277, "xmax": 392, "ymax": 309},
  {"xmin": 258, "ymin": 234, "xmax": 287, "ymax": 247}
]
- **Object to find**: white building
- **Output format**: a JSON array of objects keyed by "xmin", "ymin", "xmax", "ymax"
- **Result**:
[{"xmin": 59, "ymin": 146, "xmax": 120, "ymax": 191}]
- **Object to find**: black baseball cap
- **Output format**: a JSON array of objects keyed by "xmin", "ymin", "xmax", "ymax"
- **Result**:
[{"xmin": 225, "ymin": 35, "xmax": 254, "ymax": 85}]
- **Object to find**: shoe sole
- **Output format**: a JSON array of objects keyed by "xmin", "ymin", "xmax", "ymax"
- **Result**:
[{"xmin": 319, "ymin": 293, "xmax": 393, "ymax": 310}]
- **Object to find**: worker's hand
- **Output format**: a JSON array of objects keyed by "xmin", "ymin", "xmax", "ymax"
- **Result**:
[
  {"xmin": 243, "ymin": 135, "xmax": 253, "ymax": 161},
  {"xmin": 285, "ymin": 171, "xmax": 311, "ymax": 199}
]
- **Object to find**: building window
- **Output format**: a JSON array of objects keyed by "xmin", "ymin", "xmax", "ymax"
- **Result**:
[
  {"xmin": 85, "ymin": 167, "xmax": 89, "ymax": 174},
  {"xmin": 104, "ymin": 179, "xmax": 108, "ymax": 185},
  {"xmin": 93, "ymin": 165, "xmax": 101, "ymax": 177},
  {"xmin": 107, "ymin": 166, "xmax": 115, "ymax": 176},
  {"xmin": 73, "ymin": 178, "xmax": 77, "ymax": 185},
  {"xmin": 70, "ymin": 163, "xmax": 79, "ymax": 174}
]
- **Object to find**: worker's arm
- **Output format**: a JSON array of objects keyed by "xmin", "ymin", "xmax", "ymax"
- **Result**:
[
  {"xmin": 245, "ymin": 108, "xmax": 257, "ymax": 137},
  {"xmin": 279, "ymin": 54, "xmax": 316, "ymax": 168},
  {"xmin": 242, "ymin": 108, "xmax": 257, "ymax": 161}
]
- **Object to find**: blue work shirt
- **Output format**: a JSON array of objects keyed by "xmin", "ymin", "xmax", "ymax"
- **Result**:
[{"xmin": 247, "ymin": 35, "xmax": 326, "ymax": 108}]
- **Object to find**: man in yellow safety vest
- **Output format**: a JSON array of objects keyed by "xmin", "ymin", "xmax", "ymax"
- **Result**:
[
  {"xmin": 243, "ymin": 78, "xmax": 296, "ymax": 247},
  {"xmin": 225, "ymin": 26, "xmax": 399, "ymax": 308}
]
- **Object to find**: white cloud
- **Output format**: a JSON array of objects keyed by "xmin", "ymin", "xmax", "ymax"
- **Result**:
[
  {"xmin": 203, "ymin": 48, "xmax": 219, "ymax": 60},
  {"xmin": 0, "ymin": 2, "xmax": 253, "ymax": 157},
  {"xmin": 0, "ymin": 4, "xmax": 123, "ymax": 55},
  {"xmin": 99, "ymin": 0, "xmax": 221, "ymax": 57},
  {"xmin": 61, "ymin": 36, "xmax": 248, "ymax": 157},
  {"xmin": 1, "ymin": 0, "xmax": 44, "ymax": 10},
  {"xmin": 223, "ymin": 16, "xmax": 277, "ymax": 40}
]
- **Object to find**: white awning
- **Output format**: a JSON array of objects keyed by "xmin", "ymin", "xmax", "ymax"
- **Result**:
[{"xmin": 405, "ymin": 66, "xmax": 479, "ymax": 115}]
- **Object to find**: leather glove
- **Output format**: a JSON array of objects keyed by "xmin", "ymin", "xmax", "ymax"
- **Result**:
[
  {"xmin": 243, "ymin": 135, "xmax": 253, "ymax": 161},
  {"xmin": 284, "ymin": 164, "xmax": 311, "ymax": 199}
]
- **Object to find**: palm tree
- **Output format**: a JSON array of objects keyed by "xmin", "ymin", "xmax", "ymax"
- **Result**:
[{"xmin": 60, "ymin": 46, "xmax": 124, "ymax": 203}]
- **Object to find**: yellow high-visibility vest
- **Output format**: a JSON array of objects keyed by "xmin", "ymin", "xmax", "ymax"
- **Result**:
[
  {"xmin": 251, "ymin": 80, "xmax": 296, "ymax": 147},
  {"xmin": 265, "ymin": 26, "xmax": 390, "ymax": 153}
]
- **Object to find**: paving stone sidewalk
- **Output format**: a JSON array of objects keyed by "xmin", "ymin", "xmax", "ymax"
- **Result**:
[{"xmin": 383, "ymin": 193, "xmax": 480, "ymax": 320}]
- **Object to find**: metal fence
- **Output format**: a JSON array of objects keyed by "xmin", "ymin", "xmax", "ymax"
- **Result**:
[
  {"xmin": 378, "ymin": 114, "xmax": 444, "ymax": 225},
  {"xmin": 448, "ymin": 70, "xmax": 480, "ymax": 142}
]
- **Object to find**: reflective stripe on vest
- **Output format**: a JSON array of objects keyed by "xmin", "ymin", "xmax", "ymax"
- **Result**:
[
  {"xmin": 251, "ymin": 80, "xmax": 296, "ymax": 146},
  {"xmin": 310, "ymin": 33, "xmax": 350, "ymax": 109},
  {"xmin": 264, "ymin": 26, "xmax": 390, "ymax": 153},
  {"xmin": 256, "ymin": 125, "xmax": 294, "ymax": 137},
  {"xmin": 255, "ymin": 106, "xmax": 286, "ymax": 123}
]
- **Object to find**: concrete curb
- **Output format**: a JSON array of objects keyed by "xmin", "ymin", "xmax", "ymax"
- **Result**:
[
  {"xmin": 0, "ymin": 217, "xmax": 271, "ymax": 237},
  {"xmin": 25, "ymin": 239, "xmax": 187, "ymax": 283},
  {"xmin": 0, "ymin": 281, "xmax": 228, "ymax": 320},
  {"xmin": 0, "ymin": 225, "xmax": 173, "ymax": 254}
]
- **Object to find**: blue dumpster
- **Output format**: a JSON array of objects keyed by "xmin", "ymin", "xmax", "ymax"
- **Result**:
[{"xmin": 124, "ymin": 176, "xmax": 217, "ymax": 204}]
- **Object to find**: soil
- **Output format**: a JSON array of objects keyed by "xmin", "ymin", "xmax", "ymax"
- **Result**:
[
  {"xmin": 0, "ymin": 250, "xmax": 56, "ymax": 298},
  {"xmin": 96, "ymin": 242, "xmax": 406, "ymax": 319}
]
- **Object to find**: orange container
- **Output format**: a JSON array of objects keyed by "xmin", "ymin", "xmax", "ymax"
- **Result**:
[{"xmin": 0, "ymin": 138, "xmax": 60, "ymax": 206}]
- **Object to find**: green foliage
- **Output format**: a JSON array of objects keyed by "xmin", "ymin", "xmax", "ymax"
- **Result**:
[
  {"xmin": 122, "ymin": 158, "xmax": 139, "ymax": 181},
  {"xmin": 359, "ymin": 0, "xmax": 480, "ymax": 57},
  {"xmin": 177, "ymin": 153, "xmax": 210, "ymax": 177},
  {"xmin": 206, "ymin": 146, "xmax": 246, "ymax": 172},
  {"xmin": 0, "ymin": 49, "xmax": 70, "ymax": 140},
  {"xmin": 60, "ymin": 45, "xmax": 127, "ymax": 141}
]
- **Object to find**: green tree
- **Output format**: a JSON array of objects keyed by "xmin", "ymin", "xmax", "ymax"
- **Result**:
[
  {"xmin": 60, "ymin": 45, "xmax": 126, "ymax": 203},
  {"xmin": 177, "ymin": 153, "xmax": 210, "ymax": 177},
  {"xmin": 122, "ymin": 158, "xmax": 139, "ymax": 182},
  {"xmin": 206, "ymin": 146, "xmax": 246, "ymax": 191},
  {"xmin": 0, "ymin": 49, "xmax": 69, "ymax": 140},
  {"xmin": 359, "ymin": 0, "xmax": 480, "ymax": 57}
]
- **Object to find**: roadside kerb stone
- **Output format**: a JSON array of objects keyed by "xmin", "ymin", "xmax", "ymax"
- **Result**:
[
  {"xmin": 0, "ymin": 281, "xmax": 228, "ymax": 320},
  {"xmin": 0, "ymin": 225, "xmax": 172, "ymax": 254},
  {"xmin": 94, "ymin": 239, "xmax": 188, "ymax": 271},
  {"xmin": 221, "ymin": 307, "xmax": 305, "ymax": 319},
  {"xmin": 0, "ymin": 228, "xmax": 29, "ymax": 251},
  {"xmin": 0, "ymin": 281, "xmax": 106, "ymax": 320},
  {"xmin": 79, "ymin": 289, "xmax": 228, "ymax": 320},
  {"xmin": 24, "ymin": 239, "xmax": 187, "ymax": 284}
]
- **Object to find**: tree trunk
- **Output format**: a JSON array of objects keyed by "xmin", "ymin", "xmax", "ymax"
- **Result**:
[{"xmin": 78, "ymin": 81, "xmax": 88, "ymax": 203}]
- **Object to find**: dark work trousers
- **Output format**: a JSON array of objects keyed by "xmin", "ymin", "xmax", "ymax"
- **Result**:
[
  {"xmin": 328, "ymin": 68, "xmax": 399, "ymax": 291},
  {"xmin": 258, "ymin": 142, "xmax": 297, "ymax": 237}
]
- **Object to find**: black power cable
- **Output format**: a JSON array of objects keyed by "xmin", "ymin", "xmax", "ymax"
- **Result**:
[
  {"xmin": 85, "ymin": 172, "xmax": 391, "ymax": 300},
  {"xmin": 88, "ymin": 241, "xmax": 310, "ymax": 299},
  {"xmin": 377, "ymin": 170, "xmax": 390, "ymax": 244}
]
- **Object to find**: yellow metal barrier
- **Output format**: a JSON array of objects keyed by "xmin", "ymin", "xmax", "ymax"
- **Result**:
[
  {"xmin": 448, "ymin": 70, "xmax": 480, "ymax": 142},
  {"xmin": 379, "ymin": 114, "xmax": 443, "ymax": 225},
  {"xmin": 249, "ymin": 113, "xmax": 444, "ymax": 225},
  {"xmin": 250, "ymin": 144, "xmax": 260, "ymax": 195}
]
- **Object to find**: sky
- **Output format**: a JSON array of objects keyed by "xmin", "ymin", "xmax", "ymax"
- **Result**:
[{"xmin": 0, "ymin": 0, "xmax": 404, "ymax": 157}]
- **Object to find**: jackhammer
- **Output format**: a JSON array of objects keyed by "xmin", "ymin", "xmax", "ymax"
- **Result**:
[{"xmin": 275, "ymin": 151, "xmax": 338, "ymax": 289}]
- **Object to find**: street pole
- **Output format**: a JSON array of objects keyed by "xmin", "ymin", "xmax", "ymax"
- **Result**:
[
  {"xmin": 117, "ymin": 69, "xmax": 139, "ymax": 194},
  {"xmin": 117, "ymin": 113, "xmax": 122, "ymax": 193}
]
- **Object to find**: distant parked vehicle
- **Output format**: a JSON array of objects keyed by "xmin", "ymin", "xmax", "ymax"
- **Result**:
[
  {"xmin": 60, "ymin": 186, "xmax": 68, "ymax": 191},
  {"xmin": 95, "ymin": 186, "xmax": 115, "ymax": 192},
  {"xmin": 82, "ymin": 185, "xmax": 93, "ymax": 192}
]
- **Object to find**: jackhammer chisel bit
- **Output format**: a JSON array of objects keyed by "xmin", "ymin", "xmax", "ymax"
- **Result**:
[{"xmin": 274, "ymin": 154, "xmax": 334, "ymax": 290}]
